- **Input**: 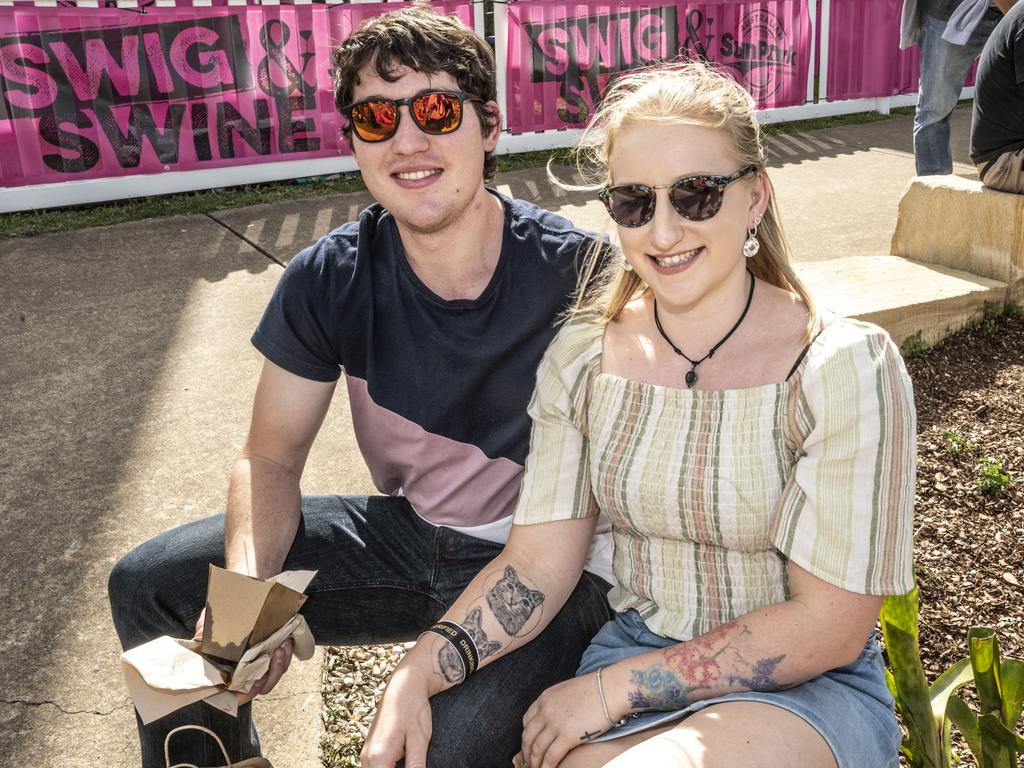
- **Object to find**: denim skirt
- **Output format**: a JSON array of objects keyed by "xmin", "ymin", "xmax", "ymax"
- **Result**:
[{"xmin": 576, "ymin": 610, "xmax": 903, "ymax": 768}]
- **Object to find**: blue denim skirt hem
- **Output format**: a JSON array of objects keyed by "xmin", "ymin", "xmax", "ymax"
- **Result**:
[{"xmin": 575, "ymin": 610, "xmax": 902, "ymax": 768}]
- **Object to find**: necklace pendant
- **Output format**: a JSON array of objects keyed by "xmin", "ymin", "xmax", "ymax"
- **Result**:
[{"xmin": 685, "ymin": 369, "xmax": 698, "ymax": 388}]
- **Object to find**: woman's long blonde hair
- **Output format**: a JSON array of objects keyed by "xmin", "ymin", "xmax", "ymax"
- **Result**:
[{"xmin": 564, "ymin": 60, "xmax": 818, "ymax": 342}]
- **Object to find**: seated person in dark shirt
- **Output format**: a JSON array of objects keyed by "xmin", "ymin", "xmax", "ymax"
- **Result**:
[
  {"xmin": 971, "ymin": 1, "xmax": 1024, "ymax": 193},
  {"xmin": 107, "ymin": 6, "xmax": 615, "ymax": 768}
]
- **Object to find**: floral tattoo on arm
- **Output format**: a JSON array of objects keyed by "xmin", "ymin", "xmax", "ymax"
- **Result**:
[
  {"xmin": 627, "ymin": 621, "xmax": 787, "ymax": 712},
  {"xmin": 628, "ymin": 665, "xmax": 694, "ymax": 710}
]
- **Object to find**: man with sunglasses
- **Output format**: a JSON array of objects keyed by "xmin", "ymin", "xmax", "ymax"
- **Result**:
[{"xmin": 108, "ymin": 5, "xmax": 613, "ymax": 768}]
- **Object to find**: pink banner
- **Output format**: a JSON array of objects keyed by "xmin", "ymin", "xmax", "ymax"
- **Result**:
[
  {"xmin": 4, "ymin": 1, "xmax": 379, "ymax": 8},
  {"xmin": 0, "ymin": 1, "xmax": 472, "ymax": 187},
  {"xmin": 505, "ymin": 0, "xmax": 812, "ymax": 134},
  {"xmin": 825, "ymin": 0, "xmax": 975, "ymax": 101}
]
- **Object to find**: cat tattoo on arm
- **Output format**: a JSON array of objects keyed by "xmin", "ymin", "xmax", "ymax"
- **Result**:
[
  {"xmin": 486, "ymin": 565, "xmax": 545, "ymax": 637},
  {"xmin": 438, "ymin": 606, "xmax": 503, "ymax": 684}
]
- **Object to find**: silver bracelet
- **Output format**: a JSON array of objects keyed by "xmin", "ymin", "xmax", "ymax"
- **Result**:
[{"xmin": 596, "ymin": 667, "xmax": 620, "ymax": 729}]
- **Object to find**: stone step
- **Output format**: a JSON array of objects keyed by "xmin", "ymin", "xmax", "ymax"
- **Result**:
[
  {"xmin": 797, "ymin": 255, "xmax": 1008, "ymax": 348},
  {"xmin": 890, "ymin": 175, "xmax": 1023, "ymax": 301}
]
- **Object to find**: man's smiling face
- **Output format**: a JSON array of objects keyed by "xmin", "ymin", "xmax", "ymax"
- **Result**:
[{"xmin": 349, "ymin": 65, "xmax": 500, "ymax": 237}]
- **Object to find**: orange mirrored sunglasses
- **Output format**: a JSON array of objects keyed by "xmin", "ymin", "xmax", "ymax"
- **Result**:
[{"xmin": 341, "ymin": 90, "xmax": 484, "ymax": 143}]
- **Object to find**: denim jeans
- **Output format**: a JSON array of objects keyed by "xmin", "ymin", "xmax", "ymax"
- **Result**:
[
  {"xmin": 914, "ymin": 10, "xmax": 1001, "ymax": 176},
  {"xmin": 109, "ymin": 495, "xmax": 613, "ymax": 768}
]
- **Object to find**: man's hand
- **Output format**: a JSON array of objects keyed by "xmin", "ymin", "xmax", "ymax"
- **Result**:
[
  {"xmin": 520, "ymin": 674, "xmax": 613, "ymax": 768},
  {"xmin": 192, "ymin": 610, "xmax": 295, "ymax": 704},
  {"xmin": 360, "ymin": 665, "xmax": 434, "ymax": 768},
  {"xmin": 238, "ymin": 639, "xmax": 294, "ymax": 703},
  {"xmin": 994, "ymin": 0, "xmax": 1017, "ymax": 13}
]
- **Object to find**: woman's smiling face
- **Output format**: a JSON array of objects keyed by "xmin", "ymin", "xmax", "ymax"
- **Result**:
[{"xmin": 609, "ymin": 121, "xmax": 768, "ymax": 313}]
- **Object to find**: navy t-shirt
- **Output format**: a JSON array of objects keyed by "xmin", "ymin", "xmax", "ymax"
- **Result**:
[
  {"xmin": 971, "ymin": 2, "xmax": 1024, "ymax": 165},
  {"xmin": 252, "ymin": 190, "xmax": 603, "ymax": 539}
]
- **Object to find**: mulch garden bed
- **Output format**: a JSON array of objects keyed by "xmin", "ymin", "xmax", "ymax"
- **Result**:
[
  {"xmin": 322, "ymin": 310, "xmax": 1024, "ymax": 767},
  {"xmin": 909, "ymin": 310, "xmax": 1023, "ymax": 674},
  {"xmin": 898, "ymin": 308, "xmax": 1024, "ymax": 766}
]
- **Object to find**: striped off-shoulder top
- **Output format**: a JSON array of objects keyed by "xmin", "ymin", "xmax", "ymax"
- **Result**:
[{"xmin": 512, "ymin": 317, "xmax": 917, "ymax": 642}]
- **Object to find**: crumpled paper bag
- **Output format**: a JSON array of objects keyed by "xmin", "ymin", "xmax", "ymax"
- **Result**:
[{"xmin": 120, "ymin": 568, "xmax": 316, "ymax": 724}]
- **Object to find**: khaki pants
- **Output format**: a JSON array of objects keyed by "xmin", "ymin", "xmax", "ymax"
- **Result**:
[{"xmin": 978, "ymin": 148, "xmax": 1024, "ymax": 194}]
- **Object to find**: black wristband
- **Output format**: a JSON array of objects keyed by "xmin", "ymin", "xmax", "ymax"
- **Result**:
[{"xmin": 420, "ymin": 620, "xmax": 480, "ymax": 677}]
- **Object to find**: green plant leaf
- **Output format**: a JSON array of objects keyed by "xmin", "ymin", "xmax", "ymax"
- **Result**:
[
  {"xmin": 999, "ymin": 659, "xmax": 1024, "ymax": 729},
  {"xmin": 968, "ymin": 628, "xmax": 1011, "ymax": 768},
  {"xmin": 946, "ymin": 696, "xmax": 982, "ymax": 764},
  {"xmin": 886, "ymin": 664, "xmax": 918, "ymax": 760},
  {"xmin": 885, "ymin": 666, "xmax": 900, "ymax": 708},
  {"xmin": 882, "ymin": 591, "xmax": 942, "ymax": 766},
  {"xmin": 969, "ymin": 628, "xmax": 1004, "ymax": 717},
  {"xmin": 931, "ymin": 660, "xmax": 974, "ymax": 763},
  {"xmin": 931, "ymin": 658, "xmax": 974, "ymax": 718},
  {"xmin": 977, "ymin": 713, "xmax": 1023, "ymax": 766},
  {"xmin": 978, "ymin": 713, "xmax": 1024, "ymax": 750},
  {"xmin": 900, "ymin": 741, "xmax": 918, "ymax": 765}
]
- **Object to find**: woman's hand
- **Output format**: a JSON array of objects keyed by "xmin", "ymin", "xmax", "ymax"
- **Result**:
[
  {"xmin": 521, "ymin": 673, "xmax": 616, "ymax": 768},
  {"xmin": 361, "ymin": 664, "xmax": 435, "ymax": 768}
]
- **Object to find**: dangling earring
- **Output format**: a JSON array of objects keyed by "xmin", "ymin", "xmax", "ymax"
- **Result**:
[
  {"xmin": 743, "ymin": 214, "xmax": 762, "ymax": 259},
  {"xmin": 622, "ymin": 257, "xmax": 633, "ymax": 272}
]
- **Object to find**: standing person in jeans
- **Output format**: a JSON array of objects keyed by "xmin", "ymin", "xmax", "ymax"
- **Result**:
[
  {"xmin": 901, "ymin": 0, "xmax": 1014, "ymax": 175},
  {"xmin": 971, "ymin": 1, "xmax": 1024, "ymax": 192},
  {"xmin": 107, "ymin": 5, "xmax": 613, "ymax": 767}
]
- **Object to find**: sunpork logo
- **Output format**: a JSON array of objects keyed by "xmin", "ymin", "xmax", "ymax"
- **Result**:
[
  {"xmin": 525, "ymin": 7, "xmax": 678, "ymax": 124},
  {"xmin": 686, "ymin": 8, "xmax": 798, "ymax": 101}
]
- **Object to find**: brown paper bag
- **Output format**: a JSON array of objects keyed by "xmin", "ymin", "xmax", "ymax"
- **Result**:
[
  {"xmin": 201, "ymin": 566, "xmax": 312, "ymax": 662},
  {"xmin": 122, "ymin": 613, "xmax": 315, "ymax": 724},
  {"xmin": 164, "ymin": 724, "xmax": 273, "ymax": 768},
  {"xmin": 121, "ymin": 568, "xmax": 317, "ymax": 724}
]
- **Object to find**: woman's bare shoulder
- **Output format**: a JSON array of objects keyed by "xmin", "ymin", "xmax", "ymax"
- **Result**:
[{"xmin": 601, "ymin": 298, "xmax": 656, "ymax": 376}]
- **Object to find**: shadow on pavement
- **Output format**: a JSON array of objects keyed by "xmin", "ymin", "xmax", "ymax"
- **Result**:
[{"xmin": 0, "ymin": 215, "xmax": 281, "ymax": 765}]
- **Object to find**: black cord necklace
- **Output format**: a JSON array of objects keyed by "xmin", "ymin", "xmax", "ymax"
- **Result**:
[{"xmin": 653, "ymin": 269, "xmax": 756, "ymax": 389}]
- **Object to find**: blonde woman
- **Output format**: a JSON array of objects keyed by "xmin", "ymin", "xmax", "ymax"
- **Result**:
[{"xmin": 362, "ymin": 61, "xmax": 915, "ymax": 768}]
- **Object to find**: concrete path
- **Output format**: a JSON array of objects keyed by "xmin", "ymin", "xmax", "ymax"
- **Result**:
[
  {"xmin": 0, "ymin": 217, "xmax": 373, "ymax": 768},
  {"xmin": 0, "ymin": 106, "xmax": 980, "ymax": 767}
]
